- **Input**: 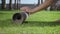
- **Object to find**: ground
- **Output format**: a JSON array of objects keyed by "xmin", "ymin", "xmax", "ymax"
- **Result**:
[{"xmin": 0, "ymin": 10, "xmax": 60, "ymax": 34}]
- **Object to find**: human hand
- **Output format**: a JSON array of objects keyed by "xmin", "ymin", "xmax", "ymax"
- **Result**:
[{"xmin": 20, "ymin": 6, "xmax": 33, "ymax": 14}]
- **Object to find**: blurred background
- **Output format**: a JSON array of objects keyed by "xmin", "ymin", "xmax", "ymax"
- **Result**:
[
  {"xmin": 0, "ymin": 0, "xmax": 60, "ymax": 10},
  {"xmin": 0, "ymin": 0, "xmax": 60, "ymax": 34}
]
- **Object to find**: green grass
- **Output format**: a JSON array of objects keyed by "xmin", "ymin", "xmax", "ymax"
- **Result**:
[{"xmin": 0, "ymin": 10, "xmax": 60, "ymax": 34}]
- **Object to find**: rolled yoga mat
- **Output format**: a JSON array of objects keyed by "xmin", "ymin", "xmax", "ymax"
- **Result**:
[{"xmin": 12, "ymin": 12, "xmax": 29, "ymax": 24}]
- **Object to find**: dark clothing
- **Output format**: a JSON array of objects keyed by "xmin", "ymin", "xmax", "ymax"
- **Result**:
[{"xmin": 51, "ymin": 0, "xmax": 60, "ymax": 10}]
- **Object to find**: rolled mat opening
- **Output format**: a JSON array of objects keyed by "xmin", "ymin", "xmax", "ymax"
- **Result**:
[
  {"xmin": 12, "ymin": 12, "xmax": 29, "ymax": 24},
  {"xmin": 13, "ymin": 13, "xmax": 22, "ymax": 21}
]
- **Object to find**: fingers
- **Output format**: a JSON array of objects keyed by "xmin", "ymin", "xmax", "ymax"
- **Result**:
[
  {"xmin": 20, "ymin": 6, "xmax": 34, "ymax": 14},
  {"xmin": 20, "ymin": 6, "xmax": 30, "ymax": 12},
  {"xmin": 20, "ymin": 7, "xmax": 29, "ymax": 10}
]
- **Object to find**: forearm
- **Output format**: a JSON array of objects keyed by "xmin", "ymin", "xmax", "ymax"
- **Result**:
[{"xmin": 31, "ymin": 0, "xmax": 54, "ymax": 13}]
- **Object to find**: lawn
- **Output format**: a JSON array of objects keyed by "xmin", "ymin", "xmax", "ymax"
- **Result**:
[{"xmin": 0, "ymin": 10, "xmax": 60, "ymax": 34}]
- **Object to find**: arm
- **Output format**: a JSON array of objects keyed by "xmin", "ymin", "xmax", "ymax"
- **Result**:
[
  {"xmin": 30, "ymin": 0, "xmax": 54, "ymax": 14},
  {"xmin": 20, "ymin": 0, "xmax": 54, "ymax": 14}
]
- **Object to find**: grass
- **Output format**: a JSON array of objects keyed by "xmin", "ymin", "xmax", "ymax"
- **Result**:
[{"xmin": 0, "ymin": 10, "xmax": 60, "ymax": 34}]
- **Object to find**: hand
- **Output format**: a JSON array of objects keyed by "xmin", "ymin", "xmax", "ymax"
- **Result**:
[
  {"xmin": 20, "ymin": 7, "xmax": 31, "ymax": 12},
  {"xmin": 20, "ymin": 6, "xmax": 32, "ymax": 13}
]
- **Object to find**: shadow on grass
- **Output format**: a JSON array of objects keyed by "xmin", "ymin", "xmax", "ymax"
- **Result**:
[
  {"xmin": 23, "ymin": 21, "xmax": 60, "ymax": 27},
  {"xmin": 0, "ymin": 19, "xmax": 60, "ymax": 27}
]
